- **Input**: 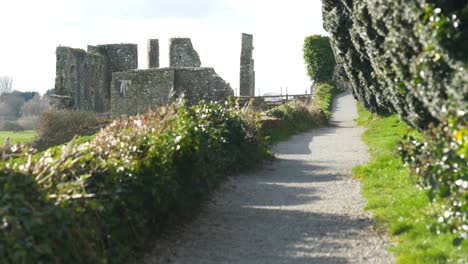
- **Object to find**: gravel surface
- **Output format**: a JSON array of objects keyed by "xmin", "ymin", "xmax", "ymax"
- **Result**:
[{"xmin": 145, "ymin": 92, "xmax": 394, "ymax": 264}]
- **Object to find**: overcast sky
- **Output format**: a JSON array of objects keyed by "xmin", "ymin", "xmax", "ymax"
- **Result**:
[{"xmin": 0, "ymin": 0, "xmax": 327, "ymax": 96}]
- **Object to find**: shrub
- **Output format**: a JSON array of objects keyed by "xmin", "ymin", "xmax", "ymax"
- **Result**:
[
  {"xmin": 0, "ymin": 101, "xmax": 270, "ymax": 263},
  {"xmin": 303, "ymin": 35, "xmax": 336, "ymax": 84},
  {"xmin": 34, "ymin": 110, "xmax": 109, "ymax": 150},
  {"xmin": 400, "ymin": 112, "xmax": 468, "ymax": 240},
  {"xmin": 17, "ymin": 116, "xmax": 39, "ymax": 130}
]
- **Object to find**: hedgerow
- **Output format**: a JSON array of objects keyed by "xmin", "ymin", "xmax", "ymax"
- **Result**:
[
  {"xmin": 322, "ymin": 0, "xmax": 467, "ymax": 128},
  {"xmin": 303, "ymin": 35, "xmax": 336, "ymax": 84},
  {"xmin": 400, "ymin": 112, "xmax": 467, "ymax": 241},
  {"xmin": 0, "ymin": 102, "xmax": 270, "ymax": 263},
  {"xmin": 264, "ymin": 83, "xmax": 339, "ymax": 141}
]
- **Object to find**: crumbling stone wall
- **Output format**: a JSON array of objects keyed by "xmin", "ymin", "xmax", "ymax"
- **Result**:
[
  {"xmin": 173, "ymin": 68, "xmax": 234, "ymax": 104},
  {"xmin": 111, "ymin": 69, "xmax": 175, "ymax": 116},
  {"xmin": 55, "ymin": 38, "xmax": 233, "ymax": 117},
  {"xmin": 55, "ymin": 44, "xmax": 138, "ymax": 112},
  {"xmin": 111, "ymin": 67, "xmax": 234, "ymax": 116},
  {"xmin": 54, "ymin": 47, "xmax": 108, "ymax": 112},
  {"xmin": 169, "ymin": 38, "xmax": 201, "ymax": 67},
  {"xmin": 240, "ymin": 33, "xmax": 255, "ymax": 96}
]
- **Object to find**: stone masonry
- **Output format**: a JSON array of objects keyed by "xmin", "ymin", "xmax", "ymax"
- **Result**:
[
  {"xmin": 54, "ymin": 37, "xmax": 234, "ymax": 117},
  {"xmin": 112, "ymin": 67, "xmax": 233, "ymax": 116},
  {"xmin": 54, "ymin": 47, "xmax": 108, "ymax": 112},
  {"xmin": 111, "ymin": 69, "xmax": 174, "ymax": 116},
  {"xmin": 148, "ymin": 39, "xmax": 160, "ymax": 68},
  {"xmin": 169, "ymin": 38, "xmax": 201, "ymax": 67},
  {"xmin": 55, "ymin": 44, "xmax": 138, "ymax": 112},
  {"xmin": 240, "ymin": 33, "xmax": 255, "ymax": 96}
]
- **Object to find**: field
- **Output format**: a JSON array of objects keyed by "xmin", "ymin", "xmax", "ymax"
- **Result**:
[{"xmin": 0, "ymin": 131, "xmax": 35, "ymax": 145}]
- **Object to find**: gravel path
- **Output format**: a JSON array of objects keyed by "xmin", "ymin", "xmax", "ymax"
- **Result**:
[{"xmin": 145, "ymin": 92, "xmax": 394, "ymax": 264}]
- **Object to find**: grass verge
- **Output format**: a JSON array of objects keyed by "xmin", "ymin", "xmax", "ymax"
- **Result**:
[
  {"xmin": 0, "ymin": 130, "xmax": 35, "ymax": 145},
  {"xmin": 264, "ymin": 83, "xmax": 340, "ymax": 143},
  {"xmin": 353, "ymin": 104, "xmax": 468, "ymax": 263}
]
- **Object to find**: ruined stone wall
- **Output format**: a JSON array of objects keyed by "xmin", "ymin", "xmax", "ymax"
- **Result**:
[
  {"xmin": 240, "ymin": 33, "xmax": 255, "ymax": 96},
  {"xmin": 169, "ymin": 38, "xmax": 201, "ymax": 67},
  {"xmin": 111, "ymin": 69, "xmax": 175, "ymax": 117},
  {"xmin": 111, "ymin": 67, "xmax": 234, "ymax": 116},
  {"xmin": 173, "ymin": 67, "xmax": 234, "ymax": 103},
  {"xmin": 54, "ymin": 47, "xmax": 108, "ymax": 112},
  {"xmin": 147, "ymin": 39, "xmax": 160, "ymax": 68},
  {"xmin": 88, "ymin": 44, "xmax": 138, "ymax": 111},
  {"xmin": 56, "ymin": 38, "xmax": 234, "ymax": 117}
]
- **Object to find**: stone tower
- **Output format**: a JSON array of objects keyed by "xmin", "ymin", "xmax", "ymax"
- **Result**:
[
  {"xmin": 54, "ymin": 44, "xmax": 138, "ymax": 112},
  {"xmin": 148, "ymin": 39, "xmax": 159, "ymax": 68},
  {"xmin": 239, "ymin": 33, "xmax": 255, "ymax": 96}
]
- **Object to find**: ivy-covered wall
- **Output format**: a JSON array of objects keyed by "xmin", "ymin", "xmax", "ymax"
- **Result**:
[{"xmin": 322, "ymin": 0, "xmax": 467, "ymax": 129}]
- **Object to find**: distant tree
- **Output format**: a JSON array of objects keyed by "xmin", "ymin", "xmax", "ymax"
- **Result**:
[
  {"xmin": 0, "ymin": 102, "xmax": 15, "ymax": 120},
  {"xmin": 18, "ymin": 91, "xmax": 41, "ymax": 102},
  {"xmin": 303, "ymin": 35, "xmax": 336, "ymax": 84},
  {"xmin": 0, "ymin": 76, "xmax": 13, "ymax": 94},
  {"xmin": 21, "ymin": 94, "xmax": 49, "ymax": 117},
  {"xmin": 0, "ymin": 92, "xmax": 25, "ymax": 119},
  {"xmin": 44, "ymin": 88, "xmax": 56, "ymax": 97}
]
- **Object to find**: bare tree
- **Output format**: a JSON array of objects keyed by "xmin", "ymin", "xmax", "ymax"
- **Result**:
[{"xmin": 0, "ymin": 76, "xmax": 13, "ymax": 94}]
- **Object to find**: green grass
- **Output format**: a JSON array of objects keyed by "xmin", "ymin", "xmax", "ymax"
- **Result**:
[
  {"xmin": 0, "ymin": 131, "xmax": 35, "ymax": 145},
  {"xmin": 353, "ymin": 104, "xmax": 468, "ymax": 263}
]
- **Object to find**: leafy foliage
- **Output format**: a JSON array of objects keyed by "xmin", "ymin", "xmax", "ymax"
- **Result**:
[
  {"xmin": 322, "ymin": 0, "xmax": 468, "ymax": 129},
  {"xmin": 265, "ymin": 83, "xmax": 339, "ymax": 142},
  {"xmin": 312, "ymin": 83, "xmax": 340, "ymax": 119},
  {"xmin": 0, "ymin": 102, "xmax": 270, "ymax": 263},
  {"xmin": 303, "ymin": 35, "xmax": 336, "ymax": 84},
  {"xmin": 400, "ymin": 112, "xmax": 468, "ymax": 240}
]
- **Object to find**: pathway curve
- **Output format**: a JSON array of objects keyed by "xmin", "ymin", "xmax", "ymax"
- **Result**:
[{"xmin": 145, "ymin": 92, "xmax": 393, "ymax": 264}]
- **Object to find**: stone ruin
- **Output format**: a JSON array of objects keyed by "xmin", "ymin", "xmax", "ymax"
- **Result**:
[
  {"xmin": 53, "ymin": 38, "xmax": 234, "ymax": 117},
  {"xmin": 239, "ymin": 33, "xmax": 255, "ymax": 97}
]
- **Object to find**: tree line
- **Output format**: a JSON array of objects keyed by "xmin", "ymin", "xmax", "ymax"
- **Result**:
[{"xmin": 0, "ymin": 75, "xmax": 51, "ymax": 131}]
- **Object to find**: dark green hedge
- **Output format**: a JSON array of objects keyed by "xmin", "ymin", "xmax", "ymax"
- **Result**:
[
  {"xmin": 322, "ymin": 0, "xmax": 468, "ymax": 129},
  {"xmin": 303, "ymin": 35, "xmax": 336, "ymax": 84}
]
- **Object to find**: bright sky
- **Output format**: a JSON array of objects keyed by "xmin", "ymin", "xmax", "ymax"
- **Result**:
[{"xmin": 0, "ymin": 0, "xmax": 326, "ymax": 96}]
